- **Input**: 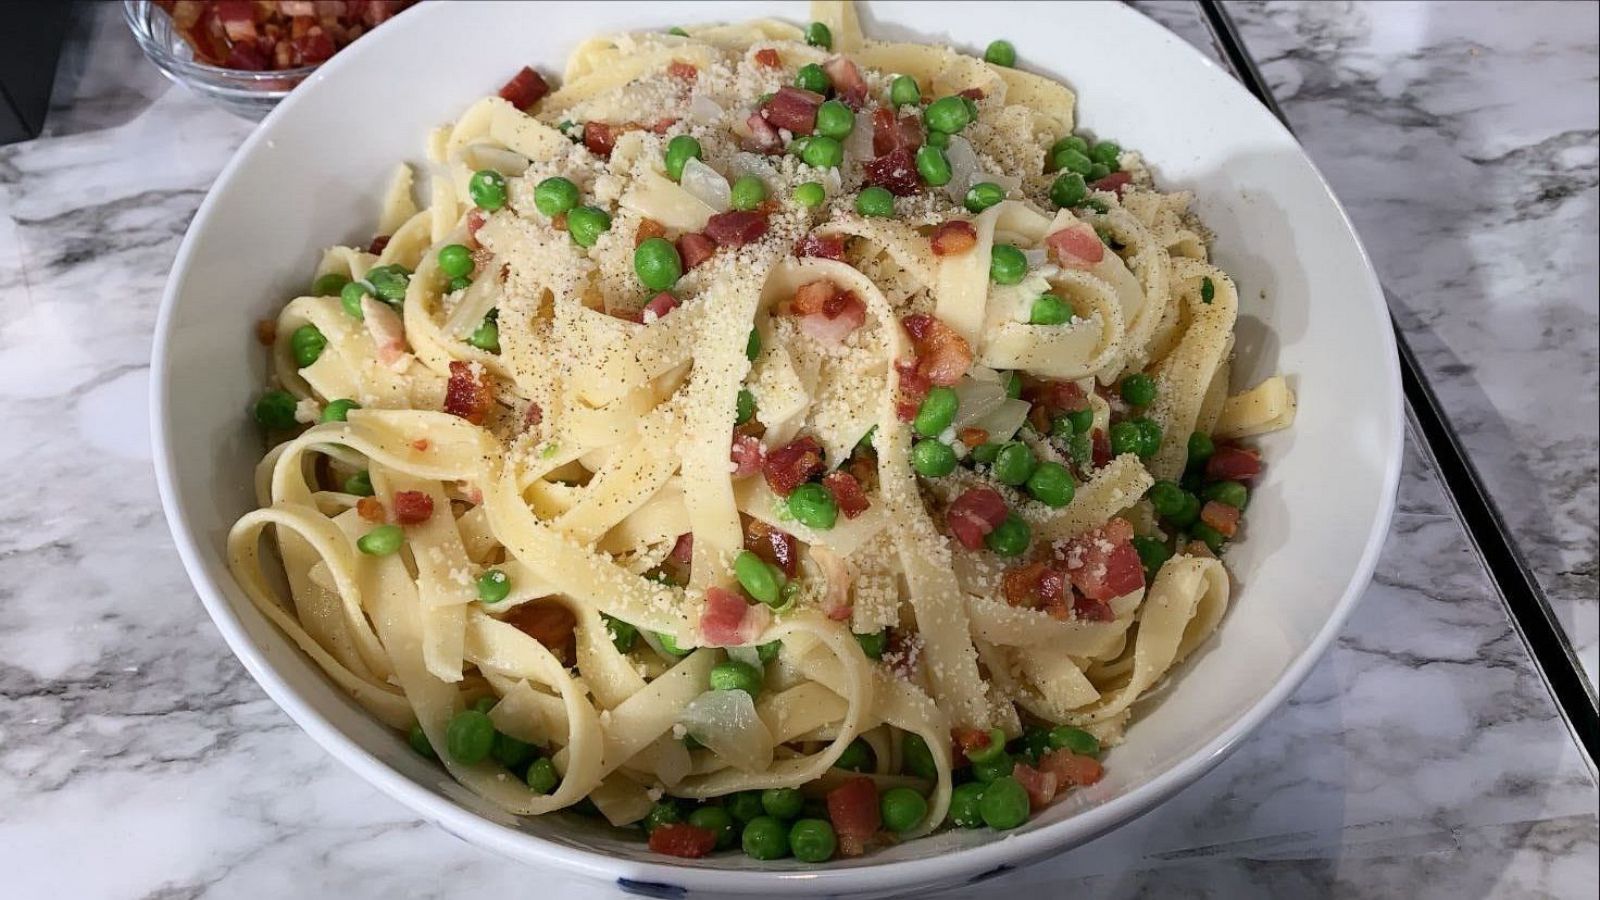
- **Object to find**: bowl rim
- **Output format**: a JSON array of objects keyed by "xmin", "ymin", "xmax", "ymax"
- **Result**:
[{"xmin": 149, "ymin": 0, "xmax": 1404, "ymax": 892}]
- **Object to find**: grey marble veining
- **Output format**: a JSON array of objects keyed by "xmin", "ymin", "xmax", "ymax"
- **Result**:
[{"xmin": 0, "ymin": 3, "xmax": 1595, "ymax": 899}]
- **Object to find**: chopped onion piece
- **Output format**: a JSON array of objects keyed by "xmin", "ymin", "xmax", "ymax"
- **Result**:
[
  {"xmin": 679, "ymin": 157, "xmax": 731, "ymax": 212},
  {"xmin": 463, "ymin": 142, "xmax": 530, "ymax": 177},
  {"xmin": 726, "ymin": 645, "xmax": 764, "ymax": 669},
  {"xmin": 678, "ymin": 689, "xmax": 775, "ymax": 773},
  {"xmin": 1023, "ymin": 247, "xmax": 1049, "ymax": 268},
  {"xmin": 843, "ymin": 108, "xmax": 875, "ymax": 163},
  {"xmin": 728, "ymin": 152, "xmax": 779, "ymax": 181},
  {"xmin": 969, "ymin": 397, "xmax": 1032, "ymax": 443},
  {"xmin": 944, "ymin": 135, "xmax": 982, "ymax": 201},
  {"xmin": 687, "ymin": 92, "xmax": 725, "ymax": 125},
  {"xmin": 952, "ymin": 375, "xmax": 1008, "ymax": 429}
]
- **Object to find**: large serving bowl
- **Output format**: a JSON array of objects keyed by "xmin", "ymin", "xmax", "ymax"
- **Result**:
[{"xmin": 151, "ymin": 1, "xmax": 1403, "ymax": 895}]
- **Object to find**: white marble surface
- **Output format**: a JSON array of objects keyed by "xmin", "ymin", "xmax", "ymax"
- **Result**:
[{"xmin": 0, "ymin": 3, "xmax": 1595, "ymax": 899}]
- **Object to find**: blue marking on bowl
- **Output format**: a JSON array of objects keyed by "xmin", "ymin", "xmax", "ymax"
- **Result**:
[{"xmin": 617, "ymin": 878, "xmax": 687, "ymax": 899}]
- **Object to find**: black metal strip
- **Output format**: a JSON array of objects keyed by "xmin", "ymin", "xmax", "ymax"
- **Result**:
[{"xmin": 1195, "ymin": 0, "xmax": 1598, "ymax": 765}]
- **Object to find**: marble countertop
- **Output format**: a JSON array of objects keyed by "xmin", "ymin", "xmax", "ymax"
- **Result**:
[{"xmin": 1, "ymin": 2, "xmax": 1594, "ymax": 898}]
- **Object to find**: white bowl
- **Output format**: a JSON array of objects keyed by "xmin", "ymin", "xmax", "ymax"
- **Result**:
[{"xmin": 150, "ymin": 1, "xmax": 1403, "ymax": 895}]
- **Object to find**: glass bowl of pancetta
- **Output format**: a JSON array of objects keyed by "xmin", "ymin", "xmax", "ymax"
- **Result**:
[
  {"xmin": 151, "ymin": 0, "xmax": 1402, "ymax": 895},
  {"xmin": 124, "ymin": 1, "xmax": 417, "ymax": 119}
]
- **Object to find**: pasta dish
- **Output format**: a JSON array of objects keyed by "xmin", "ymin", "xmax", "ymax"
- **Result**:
[{"xmin": 230, "ymin": 0, "xmax": 1297, "ymax": 863}]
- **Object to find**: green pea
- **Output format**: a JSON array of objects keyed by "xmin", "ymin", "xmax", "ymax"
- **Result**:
[
  {"xmin": 1054, "ymin": 146, "xmax": 1094, "ymax": 176},
  {"xmin": 971, "ymin": 442, "xmax": 1002, "ymax": 464},
  {"xmin": 964, "ymin": 181, "xmax": 1002, "ymax": 215},
  {"xmin": 727, "ymin": 791, "xmax": 765, "ymax": 824},
  {"xmin": 1170, "ymin": 491, "xmax": 1202, "ymax": 528},
  {"xmin": 1201, "ymin": 276, "xmax": 1216, "ymax": 304},
  {"xmin": 344, "ymin": 471, "xmax": 374, "ymax": 496},
  {"xmin": 1135, "ymin": 417, "xmax": 1163, "ymax": 458},
  {"xmin": 949, "ymin": 782, "xmax": 987, "ymax": 827},
  {"xmin": 437, "ymin": 243, "xmax": 474, "ymax": 279},
  {"xmin": 1015, "ymin": 727, "xmax": 1051, "ymax": 765},
  {"xmin": 312, "ymin": 272, "xmax": 350, "ymax": 296},
  {"xmin": 804, "ymin": 21, "xmax": 832, "ymax": 48},
  {"xmin": 902, "ymin": 732, "xmax": 938, "ymax": 781},
  {"xmin": 567, "ymin": 205, "xmax": 612, "ymax": 248},
  {"xmin": 746, "ymin": 328, "xmax": 763, "ymax": 360},
  {"xmin": 366, "ymin": 264, "xmax": 411, "ymax": 304},
  {"xmin": 320, "ymin": 398, "xmax": 360, "ymax": 423},
  {"xmin": 732, "ymin": 388, "xmax": 757, "ymax": 427},
  {"xmin": 339, "ymin": 281, "xmax": 371, "ymax": 318},
  {"xmin": 1026, "ymin": 461, "xmax": 1076, "ymax": 508},
  {"xmin": 1046, "ymin": 135, "xmax": 1088, "ymax": 170},
  {"xmin": 757, "ymin": 640, "xmax": 782, "ymax": 664},
  {"xmin": 729, "ymin": 175, "xmax": 768, "ymax": 212},
  {"xmin": 856, "ymin": 186, "xmax": 896, "ymax": 217},
  {"xmin": 1052, "ymin": 408, "xmax": 1092, "ymax": 438},
  {"xmin": 1147, "ymin": 480, "xmax": 1188, "ymax": 518},
  {"xmin": 1086, "ymin": 161, "xmax": 1111, "ymax": 182},
  {"xmin": 1109, "ymin": 420, "xmax": 1144, "ymax": 457},
  {"xmin": 1029, "ymin": 293, "xmax": 1073, "ymax": 325},
  {"xmin": 912, "ymin": 438, "xmax": 958, "ymax": 477},
  {"xmin": 1205, "ymin": 480, "xmax": 1250, "ymax": 509},
  {"xmin": 1048, "ymin": 724, "xmax": 1101, "ymax": 756},
  {"xmin": 644, "ymin": 799, "xmax": 682, "ymax": 833},
  {"xmin": 979, "ymin": 775, "xmax": 1030, "ymax": 829},
  {"xmin": 788, "ymin": 818, "xmax": 835, "ymax": 863},
  {"xmin": 890, "ymin": 74, "xmax": 921, "ymax": 107},
  {"xmin": 741, "ymin": 814, "xmax": 791, "ymax": 859},
  {"xmin": 793, "ymin": 181, "xmax": 826, "ymax": 209},
  {"xmin": 491, "ymin": 732, "xmax": 534, "ymax": 769},
  {"xmin": 924, "ymin": 96, "xmax": 971, "ymax": 134},
  {"xmin": 450, "ymin": 274, "xmax": 474, "ymax": 291},
  {"xmin": 761, "ymin": 787, "xmax": 805, "ymax": 820},
  {"xmin": 1131, "ymin": 535, "xmax": 1171, "ymax": 580},
  {"xmin": 468, "ymin": 318, "xmax": 500, "ymax": 353},
  {"xmin": 468, "ymin": 169, "xmax": 508, "ymax": 210},
  {"xmin": 794, "ymin": 62, "xmax": 831, "ymax": 93},
  {"xmin": 925, "ymin": 129, "xmax": 950, "ymax": 149},
  {"xmin": 444, "ymin": 710, "xmax": 494, "ymax": 764},
  {"xmin": 1192, "ymin": 521, "xmax": 1227, "ymax": 553},
  {"xmin": 521, "ymin": 757, "xmax": 557, "ymax": 793},
  {"xmin": 985, "ymin": 514, "xmax": 1030, "ymax": 557},
  {"xmin": 913, "ymin": 385, "xmax": 959, "ymax": 437},
  {"xmin": 880, "ymin": 786, "xmax": 928, "ymax": 832},
  {"xmin": 992, "ymin": 441, "xmax": 1037, "ymax": 486},
  {"xmin": 962, "ymin": 95, "xmax": 980, "ymax": 121},
  {"xmin": 801, "ymin": 134, "xmax": 844, "ymax": 169},
  {"xmin": 710, "ymin": 659, "xmax": 764, "ymax": 696},
  {"xmin": 984, "ymin": 39, "xmax": 1016, "ymax": 67},
  {"xmin": 634, "ymin": 237, "xmax": 683, "ymax": 291},
  {"xmin": 656, "ymin": 631, "xmax": 691, "ymax": 657},
  {"xmin": 603, "ymin": 614, "xmax": 637, "ymax": 653},
  {"xmin": 473, "ymin": 697, "xmax": 497, "ymax": 715},
  {"xmin": 814, "ymin": 99, "xmax": 854, "ymax": 139},
  {"xmin": 913, "ymin": 144, "xmax": 953, "ymax": 186},
  {"xmin": 733, "ymin": 550, "xmax": 779, "ymax": 605},
  {"xmin": 254, "ymin": 390, "xmax": 298, "ymax": 430},
  {"xmin": 476, "ymin": 569, "xmax": 510, "ymax": 604},
  {"xmin": 662, "ymin": 134, "xmax": 703, "ymax": 183},
  {"xmin": 972, "ymin": 748, "xmax": 1013, "ymax": 782},
  {"xmin": 688, "ymin": 806, "xmax": 737, "ymax": 850},
  {"xmin": 1066, "ymin": 431, "xmax": 1093, "ymax": 468},
  {"xmin": 667, "ymin": 26, "xmax": 688, "ymax": 36},
  {"xmin": 1187, "ymin": 431, "xmax": 1216, "ymax": 464},
  {"xmin": 1120, "ymin": 373, "xmax": 1157, "ymax": 406},
  {"xmin": 835, "ymin": 737, "xmax": 874, "ymax": 772},
  {"xmin": 1090, "ymin": 140, "xmax": 1121, "ymax": 167},
  {"xmin": 290, "ymin": 325, "xmax": 326, "ymax": 368},
  {"xmin": 857, "ymin": 425, "xmax": 878, "ymax": 450},
  {"xmin": 1004, "ymin": 371, "xmax": 1023, "ymax": 399},
  {"xmin": 357, "ymin": 524, "xmax": 404, "ymax": 556},
  {"xmin": 1050, "ymin": 171, "xmax": 1088, "ymax": 208},
  {"xmin": 533, "ymin": 176, "xmax": 580, "ymax": 217},
  {"xmin": 989, "ymin": 243, "xmax": 1028, "ymax": 284},
  {"xmin": 408, "ymin": 723, "xmax": 436, "ymax": 759},
  {"xmin": 854, "ymin": 629, "xmax": 887, "ymax": 660},
  {"xmin": 787, "ymin": 482, "xmax": 838, "ymax": 530}
]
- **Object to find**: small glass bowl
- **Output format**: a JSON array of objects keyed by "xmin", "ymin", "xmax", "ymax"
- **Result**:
[{"xmin": 123, "ymin": 0, "xmax": 321, "ymax": 120}]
